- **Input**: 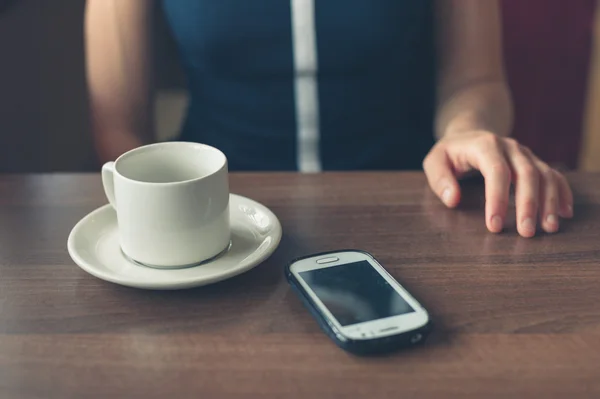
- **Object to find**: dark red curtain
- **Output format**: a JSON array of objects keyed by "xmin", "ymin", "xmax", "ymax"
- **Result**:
[{"xmin": 502, "ymin": 0, "xmax": 597, "ymax": 169}]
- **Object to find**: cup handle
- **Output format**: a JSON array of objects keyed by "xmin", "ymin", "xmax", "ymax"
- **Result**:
[{"xmin": 102, "ymin": 161, "xmax": 117, "ymax": 208}]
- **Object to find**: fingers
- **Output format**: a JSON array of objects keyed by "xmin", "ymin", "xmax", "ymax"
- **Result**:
[
  {"xmin": 423, "ymin": 146, "xmax": 461, "ymax": 208},
  {"xmin": 555, "ymin": 171, "xmax": 574, "ymax": 218},
  {"xmin": 501, "ymin": 142, "xmax": 573, "ymax": 236},
  {"xmin": 503, "ymin": 141, "xmax": 539, "ymax": 237},
  {"xmin": 431, "ymin": 132, "xmax": 574, "ymax": 237},
  {"xmin": 534, "ymin": 161, "xmax": 560, "ymax": 233},
  {"xmin": 471, "ymin": 136, "xmax": 511, "ymax": 234},
  {"xmin": 519, "ymin": 150, "xmax": 573, "ymax": 234}
]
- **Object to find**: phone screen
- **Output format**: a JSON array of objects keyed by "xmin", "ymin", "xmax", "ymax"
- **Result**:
[{"xmin": 299, "ymin": 260, "xmax": 415, "ymax": 326}]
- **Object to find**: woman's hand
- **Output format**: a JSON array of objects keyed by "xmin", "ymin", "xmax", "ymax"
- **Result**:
[
  {"xmin": 423, "ymin": 130, "xmax": 574, "ymax": 237},
  {"xmin": 427, "ymin": 1, "xmax": 573, "ymax": 238}
]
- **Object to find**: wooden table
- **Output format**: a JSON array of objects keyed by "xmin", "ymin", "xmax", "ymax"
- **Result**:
[{"xmin": 0, "ymin": 173, "xmax": 599, "ymax": 398}]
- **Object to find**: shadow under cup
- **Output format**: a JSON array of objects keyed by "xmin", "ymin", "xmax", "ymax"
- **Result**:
[{"xmin": 108, "ymin": 142, "xmax": 231, "ymax": 269}]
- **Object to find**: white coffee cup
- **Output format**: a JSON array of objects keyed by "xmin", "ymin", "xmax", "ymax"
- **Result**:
[{"xmin": 101, "ymin": 142, "xmax": 230, "ymax": 268}]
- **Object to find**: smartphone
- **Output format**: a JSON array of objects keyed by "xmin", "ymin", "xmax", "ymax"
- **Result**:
[{"xmin": 285, "ymin": 250, "xmax": 432, "ymax": 355}]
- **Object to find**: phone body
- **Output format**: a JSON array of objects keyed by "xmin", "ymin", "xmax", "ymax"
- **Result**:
[{"xmin": 285, "ymin": 250, "xmax": 432, "ymax": 356}]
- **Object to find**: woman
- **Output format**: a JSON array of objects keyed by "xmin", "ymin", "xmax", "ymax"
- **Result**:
[{"xmin": 84, "ymin": 0, "xmax": 573, "ymax": 238}]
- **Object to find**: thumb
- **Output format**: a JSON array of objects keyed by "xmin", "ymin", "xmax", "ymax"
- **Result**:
[{"xmin": 423, "ymin": 147, "xmax": 461, "ymax": 208}]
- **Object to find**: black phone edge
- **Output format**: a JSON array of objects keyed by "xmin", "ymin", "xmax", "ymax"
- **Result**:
[{"xmin": 284, "ymin": 249, "xmax": 433, "ymax": 356}]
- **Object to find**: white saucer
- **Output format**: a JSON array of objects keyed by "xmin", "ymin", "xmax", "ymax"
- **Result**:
[{"xmin": 67, "ymin": 194, "xmax": 282, "ymax": 290}]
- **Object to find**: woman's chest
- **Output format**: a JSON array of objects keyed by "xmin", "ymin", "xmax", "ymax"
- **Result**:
[{"xmin": 162, "ymin": 0, "xmax": 433, "ymax": 76}]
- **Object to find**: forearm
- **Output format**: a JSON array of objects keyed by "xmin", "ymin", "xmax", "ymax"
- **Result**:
[
  {"xmin": 85, "ymin": 0, "xmax": 155, "ymax": 162},
  {"xmin": 435, "ymin": 79, "xmax": 514, "ymax": 140}
]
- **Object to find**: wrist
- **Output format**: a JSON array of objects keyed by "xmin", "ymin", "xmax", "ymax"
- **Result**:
[
  {"xmin": 435, "ymin": 81, "xmax": 513, "ymax": 141},
  {"xmin": 441, "ymin": 126, "xmax": 507, "ymax": 141}
]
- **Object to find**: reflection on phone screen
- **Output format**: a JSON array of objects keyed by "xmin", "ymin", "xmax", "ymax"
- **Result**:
[{"xmin": 300, "ymin": 260, "xmax": 414, "ymax": 326}]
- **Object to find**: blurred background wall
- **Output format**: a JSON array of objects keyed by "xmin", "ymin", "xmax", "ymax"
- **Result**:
[
  {"xmin": 502, "ymin": 0, "xmax": 597, "ymax": 171},
  {"xmin": 0, "ymin": 0, "xmax": 598, "ymax": 173},
  {"xmin": 0, "ymin": 0, "xmax": 94, "ymax": 172}
]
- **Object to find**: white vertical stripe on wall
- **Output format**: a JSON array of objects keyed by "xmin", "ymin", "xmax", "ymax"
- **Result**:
[{"xmin": 291, "ymin": 0, "xmax": 321, "ymax": 173}]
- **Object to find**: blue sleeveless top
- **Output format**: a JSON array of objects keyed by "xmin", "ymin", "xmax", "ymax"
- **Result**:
[{"xmin": 162, "ymin": 0, "xmax": 436, "ymax": 171}]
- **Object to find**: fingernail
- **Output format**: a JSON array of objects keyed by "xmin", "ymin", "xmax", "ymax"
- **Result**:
[
  {"xmin": 568, "ymin": 205, "xmax": 574, "ymax": 217},
  {"xmin": 442, "ymin": 188, "xmax": 452, "ymax": 205},
  {"xmin": 546, "ymin": 214, "xmax": 559, "ymax": 228},
  {"xmin": 491, "ymin": 215, "xmax": 503, "ymax": 232},
  {"xmin": 522, "ymin": 218, "xmax": 536, "ymax": 234}
]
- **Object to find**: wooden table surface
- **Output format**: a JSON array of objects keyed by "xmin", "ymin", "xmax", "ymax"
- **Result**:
[{"xmin": 0, "ymin": 172, "xmax": 599, "ymax": 398}]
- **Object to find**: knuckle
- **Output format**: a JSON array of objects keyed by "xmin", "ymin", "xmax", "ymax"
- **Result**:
[
  {"xmin": 521, "ymin": 198, "xmax": 538, "ymax": 212},
  {"xmin": 490, "ymin": 162, "xmax": 510, "ymax": 176},
  {"xmin": 422, "ymin": 155, "xmax": 430, "ymax": 170},
  {"xmin": 553, "ymin": 169, "xmax": 567, "ymax": 183},
  {"xmin": 541, "ymin": 167, "xmax": 556, "ymax": 183},
  {"xmin": 519, "ymin": 164, "xmax": 538, "ymax": 181},
  {"xmin": 504, "ymin": 137, "xmax": 519, "ymax": 150},
  {"xmin": 484, "ymin": 162, "xmax": 511, "ymax": 184},
  {"xmin": 492, "ymin": 197, "xmax": 510, "ymax": 209},
  {"xmin": 545, "ymin": 196, "xmax": 559, "ymax": 207},
  {"xmin": 519, "ymin": 144, "xmax": 532, "ymax": 157},
  {"xmin": 423, "ymin": 145, "xmax": 442, "ymax": 164},
  {"xmin": 422, "ymin": 152, "xmax": 434, "ymax": 170},
  {"xmin": 481, "ymin": 133, "xmax": 502, "ymax": 149}
]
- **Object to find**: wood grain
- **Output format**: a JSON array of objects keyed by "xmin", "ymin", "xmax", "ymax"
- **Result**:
[{"xmin": 1, "ymin": 172, "xmax": 599, "ymax": 398}]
